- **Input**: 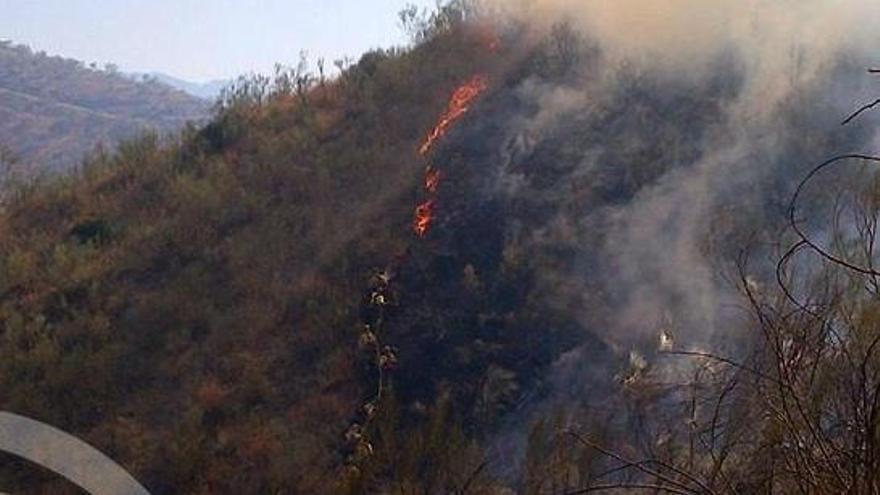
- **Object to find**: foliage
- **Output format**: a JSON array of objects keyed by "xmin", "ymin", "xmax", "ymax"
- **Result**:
[{"xmin": 0, "ymin": 7, "xmax": 504, "ymax": 492}]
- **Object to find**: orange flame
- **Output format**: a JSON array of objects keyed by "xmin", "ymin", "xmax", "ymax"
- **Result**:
[
  {"xmin": 425, "ymin": 167, "xmax": 442, "ymax": 193},
  {"xmin": 413, "ymin": 200, "xmax": 435, "ymax": 238},
  {"xmin": 419, "ymin": 75, "xmax": 490, "ymax": 156}
]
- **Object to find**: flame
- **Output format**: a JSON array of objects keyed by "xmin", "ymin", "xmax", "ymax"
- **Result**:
[
  {"xmin": 419, "ymin": 75, "xmax": 490, "ymax": 156},
  {"xmin": 424, "ymin": 167, "xmax": 442, "ymax": 193},
  {"xmin": 411, "ymin": 73, "xmax": 492, "ymax": 238},
  {"xmin": 413, "ymin": 200, "xmax": 435, "ymax": 238}
]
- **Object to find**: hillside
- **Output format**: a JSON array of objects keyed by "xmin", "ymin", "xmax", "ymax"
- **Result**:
[
  {"xmin": 132, "ymin": 73, "xmax": 228, "ymax": 100},
  {"xmin": 0, "ymin": 41, "xmax": 210, "ymax": 173},
  {"xmin": 3, "ymin": 4, "xmax": 880, "ymax": 495}
]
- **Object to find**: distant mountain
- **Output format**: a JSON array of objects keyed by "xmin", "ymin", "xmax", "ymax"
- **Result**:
[
  {"xmin": 133, "ymin": 72, "xmax": 229, "ymax": 100},
  {"xmin": 0, "ymin": 41, "xmax": 210, "ymax": 173}
]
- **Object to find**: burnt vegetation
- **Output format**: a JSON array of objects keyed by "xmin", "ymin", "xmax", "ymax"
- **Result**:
[{"xmin": 3, "ymin": 2, "xmax": 880, "ymax": 494}]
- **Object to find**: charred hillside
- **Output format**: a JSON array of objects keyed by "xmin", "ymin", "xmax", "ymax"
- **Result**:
[{"xmin": 3, "ymin": 5, "xmax": 880, "ymax": 494}]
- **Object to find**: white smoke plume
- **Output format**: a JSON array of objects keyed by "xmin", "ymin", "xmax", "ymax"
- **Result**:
[
  {"xmin": 501, "ymin": 0, "xmax": 880, "ymax": 114},
  {"xmin": 479, "ymin": 1, "xmax": 880, "ymax": 472},
  {"xmin": 484, "ymin": 0, "xmax": 880, "ymax": 353}
]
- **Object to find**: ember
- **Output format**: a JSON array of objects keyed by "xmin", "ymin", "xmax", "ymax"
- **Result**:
[
  {"xmin": 413, "ymin": 200, "xmax": 435, "ymax": 237},
  {"xmin": 424, "ymin": 167, "xmax": 442, "ymax": 193}
]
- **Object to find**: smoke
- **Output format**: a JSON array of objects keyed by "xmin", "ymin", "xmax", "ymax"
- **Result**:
[
  {"xmin": 459, "ymin": 1, "xmax": 880, "ymax": 466},
  {"xmin": 502, "ymin": 0, "xmax": 880, "ymax": 115},
  {"xmin": 435, "ymin": 9, "xmax": 880, "ymax": 486},
  {"xmin": 480, "ymin": 0, "xmax": 880, "ymax": 351}
]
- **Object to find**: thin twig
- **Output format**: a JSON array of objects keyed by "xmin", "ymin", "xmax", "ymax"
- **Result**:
[
  {"xmin": 842, "ymin": 99, "xmax": 880, "ymax": 125},
  {"xmin": 563, "ymin": 483, "xmax": 697, "ymax": 494},
  {"xmin": 564, "ymin": 430, "xmax": 713, "ymax": 495},
  {"xmin": 661, "ymin": 350, "xmax": 787, "ymax": 388}
]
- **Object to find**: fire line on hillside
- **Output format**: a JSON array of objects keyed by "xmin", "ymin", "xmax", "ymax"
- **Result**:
[{"xmin": 413, "ymin": 74, "xmax": 490, "ymax": 238}]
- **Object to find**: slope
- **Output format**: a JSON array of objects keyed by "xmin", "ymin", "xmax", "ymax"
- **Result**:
[
  {"xmin": 0, "ymin": 41, "xmax": 209, "ymax": 173},
  {"xmin": 1, "ymin": 7, "xmax": 879, "ymax": 495}
]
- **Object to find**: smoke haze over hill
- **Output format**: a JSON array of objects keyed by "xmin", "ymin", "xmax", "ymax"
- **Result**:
[{"xmin": 471, "ymin": 0, "xmax": 880, "ymax": 353}]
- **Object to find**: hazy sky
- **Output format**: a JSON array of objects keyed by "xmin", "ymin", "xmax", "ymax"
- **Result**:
[{"xmin": 0, "ymin": 0, "xmax": 434, "ymax": 82}]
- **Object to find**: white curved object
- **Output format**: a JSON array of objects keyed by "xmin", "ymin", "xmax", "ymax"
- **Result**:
[{"xmin": 0, "ymin": 411, "xmax": 150, "ymax": 495}]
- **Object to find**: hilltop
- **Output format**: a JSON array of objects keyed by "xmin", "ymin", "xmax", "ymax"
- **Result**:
[
  {"xmin": 131, "ymin": 72, "xmax": 229, "ymax": 100},
  {"xmin": 0, "ymin": 41, "xmax": 209, "ymax": 173}
]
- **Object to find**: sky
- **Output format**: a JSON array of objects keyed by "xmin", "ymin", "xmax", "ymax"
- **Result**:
[{"xmin": 0, "ymin": 0, "xmax": 435, "ymax": 82}]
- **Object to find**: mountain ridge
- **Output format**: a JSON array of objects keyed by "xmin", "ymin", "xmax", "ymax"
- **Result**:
[
  {"xmin": 131, "ymin": 72, "xmax": 229, "ymax": 100},
  {"xmin": 0, "ymin": 41, "xmax": 210, "ymax": 173}
]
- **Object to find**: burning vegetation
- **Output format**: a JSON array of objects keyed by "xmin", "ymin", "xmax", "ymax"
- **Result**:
[
  {"xmin": 344, "ymin": 46, "xmax": 494, "ymax": 478},
  {"xmin": 411, "ymin": 75, "xmax": 491, "ymax": 238},
  {"xmin": 424, "ymin": 166, "xmax": 442, "ymax": 193},
  {"xmin": 418, "ymin": 74, "xmax": 490, "ymax": 156},
  {"xmin": 412, "ymin": 199, "xmax": 436, "ymax": 238}
]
